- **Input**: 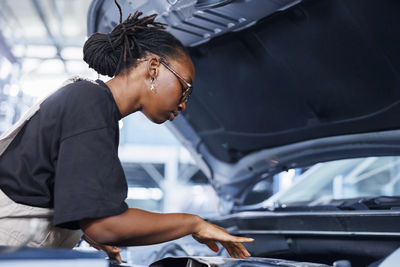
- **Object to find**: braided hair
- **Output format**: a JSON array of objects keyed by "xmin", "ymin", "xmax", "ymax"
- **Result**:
[{"xmin": 83, "ymin": 0, "xmax": 186, "ymax": 77}]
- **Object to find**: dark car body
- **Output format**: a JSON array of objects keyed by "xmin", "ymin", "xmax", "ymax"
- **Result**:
[{"xmin": 88, "ymin": 0, "xmax": 400, "ymax": 266}]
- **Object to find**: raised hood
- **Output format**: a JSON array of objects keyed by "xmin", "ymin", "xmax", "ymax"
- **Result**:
[{"xmin": 88, "ymin": 0, "xmax": 400, "ymax": 209}]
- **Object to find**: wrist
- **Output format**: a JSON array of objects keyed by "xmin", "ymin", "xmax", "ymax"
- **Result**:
[{"xmin": 191, "ymin": 214, "xmax": 203, "ymax": 235}]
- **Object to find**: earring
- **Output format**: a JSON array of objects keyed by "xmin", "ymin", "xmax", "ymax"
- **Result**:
[{"xmin": 150, "ymin": 78, "xmax": 155, "ymax": 92}]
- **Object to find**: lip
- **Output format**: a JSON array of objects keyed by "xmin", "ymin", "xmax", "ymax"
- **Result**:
[
  {"xmin": 169, "ymin": 112, "xmax": 176, "ymax": 121},
  {"xmin": 169, "ymin": 111, "xmax": 180, "ymax": 121}
]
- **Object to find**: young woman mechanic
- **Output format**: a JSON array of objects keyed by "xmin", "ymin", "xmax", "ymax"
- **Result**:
[{"xmin": 0, "ymin": 3, "xmax": 253, "ymax": 263}]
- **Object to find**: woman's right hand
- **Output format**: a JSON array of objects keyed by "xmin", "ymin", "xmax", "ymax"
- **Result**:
[
  {"xmin": 192, "ymin": 218, "xmax": 254, "ymax": 259},
  {"xmin": 82, "ymin": 234, "xmax": 123, "ymax": 263}
]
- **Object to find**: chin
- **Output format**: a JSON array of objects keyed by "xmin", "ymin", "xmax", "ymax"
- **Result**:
[
  {"xmin": 150, "ymin": 116, "xmax": 167, "ymax": 124},
  {"xmin": 141, "ymin": 111, "xmax": 167, "ymax": 124},
  {"xmin": 153, "ymin": 119, "xmax": 166, "ymax": 124}
]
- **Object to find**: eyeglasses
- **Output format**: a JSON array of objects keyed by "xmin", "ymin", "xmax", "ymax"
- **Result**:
[{"xmin": 159, "ymin": 59, "xmax": 193, "ymax": 103}]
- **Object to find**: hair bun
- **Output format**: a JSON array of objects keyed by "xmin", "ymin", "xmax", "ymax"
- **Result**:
[
  {"xmin": 83, "ymin": 32, "xmax": 119, "ymax": 77},
  {"xmin": 83, "ymin": 5, "xmax": 185, "ymax": 77}
]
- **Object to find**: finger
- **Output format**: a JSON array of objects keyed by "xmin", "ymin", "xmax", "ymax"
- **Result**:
[
  {"xmin": 106, "ymin": 248, "xmax": 122, "ymax": 263},
  {"xmin": 227, "ymin": 243, "xmax": 243, "ymax": 259},
  {"xmin": 227, "ymin": 235, "xmax": 254, "ymax": 243},
  {"xmin": 214, "ymin": 230, "xmax": 254, "ymax": 243},
  {"xmin": 205, "ymin": 241, "xmax": 219, "ymax": 252},
  {"xmin": 225, "ymin": 246, "xmax": 237, "ymax": 258},
  {"xmin": 224, "ymin": 241, "xmax": 251, "ymax": 259},
  {"xmin": 233, "ymin": 245, "xmax": 247, "ymax": 259},
  {"xmin": 191, "ymin": 233, "xmax": 200, "ymax": 241},
  {"xmin": 236, "ymin": 242, "xmax": 251, "ymax": 257},
  {"xmin": 108, "ymin": 246, "xmax": 122, "ymax": 253},
  {"xmin": 233, "ymin": 248, "xmax": 245, "ymax": 259},
  {"xmin": 113, "ymin": 252, "xmax": 122, "ymax": 264},
  {"xmin": 104, "ymin": 246, "xmax": 122, "ymax": 256},
  {"xmin": 221, "ymin": 242, "xmax": 237, "ymax": 259}
]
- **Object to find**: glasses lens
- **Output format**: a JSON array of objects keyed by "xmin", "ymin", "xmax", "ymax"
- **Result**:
[{"xmin": 181, "ymin": 86, "xmax": 193, "ymax": 103}]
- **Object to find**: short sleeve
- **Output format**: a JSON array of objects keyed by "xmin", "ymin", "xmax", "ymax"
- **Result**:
[{"xmin": 53, "ymin": 127, "xmax": 128, "ymax": 230}]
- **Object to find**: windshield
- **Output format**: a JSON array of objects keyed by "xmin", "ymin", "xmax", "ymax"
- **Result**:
[{"xmin": 264, "ymin": 156, "xmax": 400, "ymax": 207}]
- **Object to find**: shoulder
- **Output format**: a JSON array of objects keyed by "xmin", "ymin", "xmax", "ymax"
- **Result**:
[
  {"xmin": 58, "ymin": 77, "xmax": 109, "ymax": 103},
  {"xmin": 42, "ymin": 77, "xmax": 113, "ymax": 113},
  {"xmin": 40, "ymin": 77, "xmax": 119, "ymax": 137}
]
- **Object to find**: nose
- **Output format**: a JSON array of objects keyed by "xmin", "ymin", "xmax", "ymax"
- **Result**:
[{"xmin": 177, "ymin": 102, "xmax": 186, "ymax": 113}]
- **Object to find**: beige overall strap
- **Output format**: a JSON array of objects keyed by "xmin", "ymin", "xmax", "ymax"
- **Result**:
[
  {"xmin": 0, "ymin": 91, "xmax": 81, "ymax": 249},
  {"xmin": 0, "ymin": 95, "xmax": 48, "ymax": 155},
  {"xmin": 0, "ymin": 76, "xmax": 86, "ymax": 154}
]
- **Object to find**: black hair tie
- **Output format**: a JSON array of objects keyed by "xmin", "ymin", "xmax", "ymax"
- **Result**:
[{"xmin": 107, "ymin": 34, "xmax": 116, "ymax": 53}]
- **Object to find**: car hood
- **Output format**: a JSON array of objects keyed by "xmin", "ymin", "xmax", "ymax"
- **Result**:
[
  {"xmin": 88, "ymin": 0, "xmax": 400, "ymax": 209},
  {"xmin": 149, "ymin": 256, "xmax": 330, "ymax": 267}
]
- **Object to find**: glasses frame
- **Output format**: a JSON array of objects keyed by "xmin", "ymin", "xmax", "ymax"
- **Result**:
[{"xmin": 159, "ymin": 60, "xmax": 193, "ymax": 103}]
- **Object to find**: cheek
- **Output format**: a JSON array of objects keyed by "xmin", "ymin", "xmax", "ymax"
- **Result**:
[
  {"xmin": 156, "ymin": 83, "xmax": 181, "ymax": 109},
  {"xmin": 142, "ymin": 73, "xmax": 182, "ymax": 123},
  {"xmin": 157, "ymin": 72, "xmax": 182, "ymax": 105},
  {"xmin": 142, "ymin": 93, "xmax": 177, "ymax": 123}
]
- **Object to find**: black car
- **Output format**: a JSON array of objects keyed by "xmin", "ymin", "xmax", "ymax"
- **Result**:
[{"xmin": 88, "ymin": 0, "xmax": 400, "ymax": 266}]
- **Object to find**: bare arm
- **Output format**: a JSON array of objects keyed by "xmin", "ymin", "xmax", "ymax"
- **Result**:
[
  {"xmin": 80, "ymin": 208, "xmax": 202, "ymax": 246},
  {"xmin": 80, "ymin": 208, "xmax": 253, "ymax": 259}
]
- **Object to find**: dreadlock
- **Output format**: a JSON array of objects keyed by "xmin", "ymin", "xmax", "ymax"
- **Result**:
[{"xmin": 83, "ymin": 0, "xmax": 186, "ymax": 77}]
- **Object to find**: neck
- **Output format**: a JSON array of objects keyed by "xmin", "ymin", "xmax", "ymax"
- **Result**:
[{"xmin": 105, "ymin": 73, "xmax": 144, "ymax": 118}]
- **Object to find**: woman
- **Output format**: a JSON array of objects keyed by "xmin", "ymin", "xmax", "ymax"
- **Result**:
[{"xmin": 0, "ymin": 2, "xmax": 253, "ymax": 263}]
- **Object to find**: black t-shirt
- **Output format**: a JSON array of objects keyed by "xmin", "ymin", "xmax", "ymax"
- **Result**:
[{"xmin": 0, "ymin": 78, "xmax": 128, "ymax": 229}]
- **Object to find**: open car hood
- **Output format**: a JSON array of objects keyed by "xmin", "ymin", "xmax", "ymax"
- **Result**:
[{"xmin": 88, "ymin": 0, "xmax": 400, "ymax": 209}]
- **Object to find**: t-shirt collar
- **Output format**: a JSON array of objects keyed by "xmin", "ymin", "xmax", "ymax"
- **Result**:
[{"xmin": 96, "ymin": 79, "xmax": 123, "ymax": 120}]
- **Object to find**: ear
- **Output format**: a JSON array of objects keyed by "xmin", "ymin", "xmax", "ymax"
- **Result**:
[{"xmin": 147, "ymin": 56, "xmax": 161, "ymax": 80}]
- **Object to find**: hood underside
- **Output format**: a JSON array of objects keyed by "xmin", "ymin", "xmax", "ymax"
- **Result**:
[
  {"xmin": 89, "ymin": 0, "xmax": 400, "ymax": 163},
  {"xmin": 88, "ymin": 0, "xmax": 400, "ymax": 205},
  {"xmin": 169, "ymin": 0, "xmax": 400, "ymax": 205},
  {"xmin": 183, "ymin": 0, "xmax": 400, "ymax": 163}
]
